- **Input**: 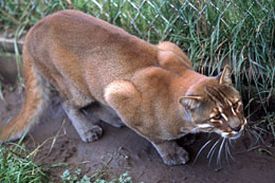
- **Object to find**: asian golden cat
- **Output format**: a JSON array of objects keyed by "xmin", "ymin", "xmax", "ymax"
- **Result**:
[{"xmin": 0, "ymin": 10, "xmax": 246, "ymax": 165}]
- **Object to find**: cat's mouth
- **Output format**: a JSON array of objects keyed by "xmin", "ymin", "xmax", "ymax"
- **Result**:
[
  {"xmin": 220, "ymin": 123, "xmax": 246, "ymax": 139},
  {"xmin": 216, "ymin": 118, "xmax": 247, "ymax": 140},
  {"xmin": 195, "ymin": 118, "xmax": 247, "ymax": 140}
]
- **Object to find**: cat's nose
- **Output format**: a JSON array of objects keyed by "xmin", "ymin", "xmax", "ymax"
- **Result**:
[{"xmin": 231, "ymin": 125, "xmax": 242, "ymax": 132}]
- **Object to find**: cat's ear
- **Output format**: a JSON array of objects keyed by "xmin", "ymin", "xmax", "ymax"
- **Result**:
[
  {"xmin": 179, "ymin": 96, "xmax": 202, "ymax": 110},
  {"xmin": 217, "ymin": 65, "xmax": 232, "ymax": 85}
]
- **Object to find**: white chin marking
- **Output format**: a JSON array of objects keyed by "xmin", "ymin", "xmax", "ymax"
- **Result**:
[
  {"xmin": 221, "ymin": 132, "xmax": 230, "ymax": 138},
  {"xmin": 197, "ymin": 124, "xmax": 213, "ymax": 128},
  {"xmin": 221, "ymin": 131, "xmax": 242, "ymax": 140}
]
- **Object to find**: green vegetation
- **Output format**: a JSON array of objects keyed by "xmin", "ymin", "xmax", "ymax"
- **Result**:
[
  {"xmin": 61, "ymin": 169, "xmax": 132, "ymax": 183},
  {"xmin": 0, "ymin": 143, "xmax": 133, "ymax": 183},
  {"xmin": 0, "ymin": 143, "xmax": 47, "ymax": 183}
]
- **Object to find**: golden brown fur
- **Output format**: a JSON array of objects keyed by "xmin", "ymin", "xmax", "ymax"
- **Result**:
[{"xmin": 0, "ymin": 10, "xmax": 246, "ymax": 165}]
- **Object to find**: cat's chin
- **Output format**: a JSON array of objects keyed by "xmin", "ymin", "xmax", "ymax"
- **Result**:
[{"xmin": 220, "ymin": 131, "xmax": 242, "ymax": 140}]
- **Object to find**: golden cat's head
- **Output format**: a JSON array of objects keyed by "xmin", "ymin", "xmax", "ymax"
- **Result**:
[{"xmin": 179, "ymin": 65, "xmax": 247, "ymax": 139}]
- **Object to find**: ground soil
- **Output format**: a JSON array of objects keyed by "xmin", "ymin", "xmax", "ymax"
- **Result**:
[{"xmin": 0, "ymin": 59, "xmax": 275, "ymax": 183}]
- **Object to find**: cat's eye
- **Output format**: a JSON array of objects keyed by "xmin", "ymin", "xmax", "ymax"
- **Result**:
[
  {"xmin": 213, "ymin": 113, "xmax": 222, "ymax": 120},
  {"xmin": 232, "ymin": 102, "xmax": 238, "ymax": 109}
]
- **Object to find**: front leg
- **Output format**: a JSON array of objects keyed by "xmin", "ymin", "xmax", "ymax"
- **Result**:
[
  {"xmin": 104, "ymin": 80, "xmax": 141, "ymax": 125},
  {"xmin": 151, "ymin": 140, "xmax": 189, "ymax": 166},
  {"xmin": 104, "ymin": 80, "xmax": 189, "ymax": 165}
]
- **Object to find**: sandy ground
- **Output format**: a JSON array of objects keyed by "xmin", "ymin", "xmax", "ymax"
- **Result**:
[{"xmin": 0, "ymin": 58, "xmax": 275, "ymax": 182}]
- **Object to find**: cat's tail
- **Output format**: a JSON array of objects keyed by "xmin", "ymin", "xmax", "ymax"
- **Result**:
[{"xmin": 0, "ymin": 46, "xmax": 50, "ymax": 142}]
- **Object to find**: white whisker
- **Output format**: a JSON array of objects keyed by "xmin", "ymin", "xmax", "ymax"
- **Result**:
[
  {"xmin": 224, "ymin": 140, "xmax": 230, "ymax": 164},
  {"xmin": 207, "ymin": 138, "xmax": 221, "ymax": 165},
  {"xmin": 193, "ymin": 139, "xmax": 213, "ymax": 164},
  {"xmin": 225, "ymin": 139, "xmax": 235, "ymax": 161},
  {"xmin": 216, "ymin": 138, "xmax": 226, "ymax": 166}
]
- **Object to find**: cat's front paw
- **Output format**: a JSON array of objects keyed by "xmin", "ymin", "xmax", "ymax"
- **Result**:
[
  {"xmin": 152, "ymin": 141, "xmax": 190, "ymax": 166},
  {"xmin": 161, "ymin": 146, "xmax": 189, "ymax": 166}
]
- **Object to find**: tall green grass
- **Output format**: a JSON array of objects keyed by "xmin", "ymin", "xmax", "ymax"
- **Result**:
[{"xmin": 0, "ymin": 0, "xmax": 274, "ymax": 134}]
